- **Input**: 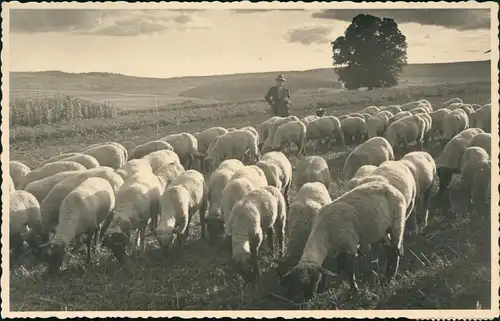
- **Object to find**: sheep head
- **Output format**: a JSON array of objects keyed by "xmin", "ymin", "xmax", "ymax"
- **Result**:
[
  {"xmin": 102, "ymin": 232, "xmax": 129, "ymax": 266},
  {"xmin": 282, "ymin": 262, "xmax": 336, "ymax": 301},
  {"xmin": 39, "ymin": 241, "xmax": 66, "ymax": 274},
  {"xmin": 153, "ymin": 226, "xmax": 177, "ymax": 254},
  {"xmin": 232, "ymin": 254, "xmax": 259, "ymax": 284}
]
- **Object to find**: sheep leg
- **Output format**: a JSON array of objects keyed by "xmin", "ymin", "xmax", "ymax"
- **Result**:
[
  {"xmin": 249, "ymin": 234, "xmax": 261, "ymax": 283},
  {"xmin": 383, "ymin": 245, "xmax": 401, "ymax": 285},
  {"xmin": 275, "ymin": 218, "xmax": 285, "ymax": 258},
  {"xmin": 436, "ymin": 167, "xmax": 453, "ymax": 199},
  {"xmin": 92, "ymin": 226, "xmax": 99, "ymax": 254},
  {"xmin": 199, "ymin": 201, "xmax": 208, "ymax": 240},
  {"xmin": 10, "ymin": 234, "xmax": 25, "ymax": 264},
  {"xmin": 138, "ymin": 226, "xmax": 147, "ymax": 258},
  {"xmin": 266, "ymin": 227, "xmax": 275, "ymax": 253},
  {"xmin": 85, "ymin": 230, "xmax": 94, "ymax": 264},
  {"xmin": 99, "ymin": 212, "xmax": 114, "ymax": 242},
  {"xmin": 418, "ymin": 185, "xmax": 433, "ymax": 233},
  {"xmin": 345, "ymin": 253, "xmax": 359, "ymax": 293},
  {"xmin": 337, "ymin": 252, "xmax": 346, "ymax": 281}
]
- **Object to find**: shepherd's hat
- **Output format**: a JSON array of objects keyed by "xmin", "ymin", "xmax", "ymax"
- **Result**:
[{"xmin": 275, "ymin": 74, "xmax": 287, "ymax": 81}]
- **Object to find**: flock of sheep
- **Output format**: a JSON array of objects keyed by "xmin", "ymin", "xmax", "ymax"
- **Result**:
[{"xmin": 9, "ymin": 96, "xmax": 492, "ymax": 302}]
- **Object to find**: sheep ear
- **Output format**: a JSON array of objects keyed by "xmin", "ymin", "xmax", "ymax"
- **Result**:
[{"xmin": 319, "ymin": 267, "xmax": 337, "ymax": 277}]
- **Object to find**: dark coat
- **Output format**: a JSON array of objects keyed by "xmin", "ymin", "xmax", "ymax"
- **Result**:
[{"xmin": 265, "ymin": 85, "xmax": 291, "ymax": 117}]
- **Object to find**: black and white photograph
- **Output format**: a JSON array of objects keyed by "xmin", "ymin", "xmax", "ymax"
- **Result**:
[{"xmin": 1, "ymin": 2, "xmax": 499, "ymax": 318}]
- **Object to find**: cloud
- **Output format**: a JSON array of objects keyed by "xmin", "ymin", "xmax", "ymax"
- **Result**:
[
  {"xmin": 230, "ymin": 9, "xmax": 305, "ymax": 14},
  {"xmin": 311, "ymin": 9, "xmax": 490, "ymax": 31},
  {"xmin": 285, "ymin": 26, "xmax": 334, "ymax": 45},
  {"xmin": 9, "ymin": 9, "xmax": 210, "ymax": 36}
]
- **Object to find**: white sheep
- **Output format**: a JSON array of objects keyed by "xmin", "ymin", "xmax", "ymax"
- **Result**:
[
  {"xmin": 227, "ymin": 128, "xmax": 237, "ymax": 132},
  {"xmin": 115, "ymin": 159, "xmax": 153, "ymax": 181},
  {"xmin": 282, "ymin": 180, "xmax": 407, "ymax": 300},
  {"xmin": 414, "ymin": 112, "xmax": 433, "ymax": 144},
  {"xmin": 468, "ymin": 133, "xmax": 491, "ymax": 156},
  {"xmin": 337, "ymin": 115, "xmax": 351, "ymax": 121},
  {"xmin": 409, "ymin": 107, "xmax": 429, "ymax": 115},
  {"xmin": 40, "ymin": 177, "xmax": 115, "ymax": 273},
  {"xmin": 205, "ymin": 159, "xmax": 245, "ymax": 242},
  {"xmin": 442, "ymin": 97, "xmax": 463, "ymax": 108},
  {"xmin": 470, "ymin": 159, "xmax": 491, "ymax": 216},
  {"xmin": 205, "ymin": 130, "xmax": 260, "ymax": 171},
  {"xmin": 305, "ymin": 117, "xmax": 343, "ymax": 151},
  {"xmin": 41, "ymin": 153, "xmax": 100, "ymax": 169},
  {"xmin": 399, "ymin": 100, "xmax": 423, "ymax": 111},
  {"xmin": 380, "ymin": 105, "xmax": 403, "ymax": 115},
  {"xmin": 9, "ymin": 175, "xmax": 15, "ymax": 192},
  {"xmin": 9, "ymin": 190, "xmax": 43, "ymax": 260},
  {"xmin": 39, "ymin": 153, "xmax": 82, "ymax": 166},
  {"xmin": 385, "ymin": 115, "xmax": 426, "ymax": 154},
  {"xmin": 258, "ymin": 116, "xmax": 282, "ymax": 149},
  {"xmin": 341, "ymin": 116, "xmax": 366, "ymax": 146},
  {"xmin": 348, "ymin": 113, "xmax": 367, "ymax": 121},
  {"xmin": 102, "ymin": 171, "xmax": 163, "ymax": 264},
  {"xmin": 441, "ymin": 109, "xmax": 469, "ymax": 146},
  {"xmin": 470, "ymin": 103, "xmax": 482, "ymax": 110},
  {"xmin": 10, "ymin": 161, "xmax": 31, "ymax": 190},
  {"xmin": 128, "ymin": 140, "xmax": 174, "ymax": 161},
  {"xmin": 435, "ymin": 128, "xmax": 485, "ymax": 198},
  {"xmin": 240, "ymin": 126, "xmax": 259, "ymax": 143},
  {"xmin": 39, "ymin": 167, "xmax": 124, "ymax": 241},
  {"xmin": 295, "ymin": 156, "xmax": 331, "ymax": 190},
  {"xmin": 228, "ymin": 185, "xmax": 287, "ymax": 283},
  {"xmin": 197, "ymin": 127, "xmax": 229, "ymax": 155},
  {"xmin": 345, "ymin": 165, "xmax": 377, "ymax": 191},
  {"xmin": 458, "ymin": 104, "xmax": 475, "ymax": 116},
  {"xmin": 147, "ymin": 170, "xmax": 207, "ymax": 254},
  {"xmin": 268, "ymin": 120, "xmax": 307, "ymax": 155},
  {"xmin": 160, "ymin": 132, "xmax": 203, "ymax": 169},
  {"xmin": 261, "ymin": 116, "xmax": 300, "ymax": 152},
  {"xmin": 154, "ymin": 162, "xmax": 186, "ymax": 191},
  {"xmin": 19, "ymin": 161, "xmax": 87, "ymax": 190},
  {"xmin": 255, "ymin": 151, "xmax": 293, "ymax": 209},
  {"xmin": 366, "ymin": 111, "xmax": 393, "ymax": 139},
  {"xmin": 471, "ymin": 104, "xmax": 491, "ymax": 133},
  {"xmin": 343, "ymin": 137, "xmax": 394, "ymax": 180},
  {"xmin": 360, "ymin": 105, "xmax": 380, "ymax": 115},
  {"xmin": 278, "ymin": 182, "xmax": 332, "ymax": 282},
  {"xmin": 399, "ymin": 151, "xmax": 436, "ymax": 234},
  {"xmin": 429, "ymin": 109, "xmax": 451, "ymax": 138},
  {"xmin": 24, "ymin": 170, "xmax": 84, "ymax": 203},
  {"xmin": 80, "ymin": 142, "xmax": 128, "ymax": 169},
  {"xmin": 141, "ymin": 149, "xmax": 181, "ymax": 172}
]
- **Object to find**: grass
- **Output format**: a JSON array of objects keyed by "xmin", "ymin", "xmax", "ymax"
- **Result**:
[{"xmin": 7, "ymin": 74, "xmax": 493, "ymax": 311}]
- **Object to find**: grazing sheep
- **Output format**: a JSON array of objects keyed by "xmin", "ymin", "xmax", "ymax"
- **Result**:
[
  {"xmin": 458, "ymin": 104, "xmax": 475, "ymax": 116},
  {"xmin": 446, "ymin": 102, "xmax": 464, "ymax": 111},
  {"xmin": 41, "ymin": 153, "xmax": 99, "ymax": 169},
  {"xmin": 197, "ymin": 127, "xmax": 229, "ymax": 155},
  {"xmin": 302, "ymin": 115, "xmax": 320, "ymax": 126},
  {"xmin": 348, "ymin": 113, "xmax": 366, "ymax": 121},
  {"xmin": 9, "ymin": 175, "xmax": 15, "ymax": 192},
  {"xmin": 337, "ymin": 115, "xmax": 351, "ymax": 121},
  {"xmin": 470, "ymin": 103, "xmax": 482, "ymax": 110},
  {"xmin": 282, "ymin": 180, "xmax": 407, "ymax": 300},
  {"xmin": 154, "ymin": 162, "xmax": 186, "ymax": 191},
  {"xmin": 343, "ymin": 137, "xmax": 394, "ymax": 180},
  {"xmin": 261, "ymin": 116, "xmax": 300, "ymax": 152},
  {"xmin": 19, "ymin": 161, "xmax": 87, "ymax": 190},
  {"xmin": 10, "ymin": 161, "xmax": 31, "ymax": 190},
  {"xmin": 146, "ymin": 170, "xmax": 208, "ymax": 254},
  {"xmin": 471, "ymin": 104, "xmax": 491, "ymax": 133},
  {"xmin": 389, "ymin": 111, "xmax": 412, "ymax": 124},
  {"xmin": 160, "ymin": 132, "xmax": 202, "ymax": 169},
  {"xmin": 316, "ymin": 109, "xmax": 326, "ymax": 117},
  {"xmin": 415, "ymin": 112, "xmax": 433, "ymax": 144},
  {"xmin": 441, "ymin": 109, "xmax": 469, "ymax": 147},
  {"xmin": 116, "ymin": 159, "xmax": 153, "ymax": 181},
  {"xmin": 80, "ymin": 142, "xmax": 127, "ymax": 169},
  {"xmin": 399, "ymin": 151, "xmax": 436, "ymax": 234},
  {"xmin": 380, "ymin": 105, "xmax": 403, "ymax": 115},
  {"xmin": 24, "ymin": 170, "xmax": 84, "ymax": 203},
  {"xmin": 341, "ymin": 117, "xmax": 366, "ymax": 146},
  {"xmin": 400, "ymin": 101, "xmax": 422, "ymax": 111},
  {"xmin": 40, "ymin": 177, "xmax": 115, "ymax": 273},
  {"xmin": 268, "ymin": 120, "xmax": 307, "ymax": 155},
  {"xmin": 228, "ymin": 185, "xmax": 287, "ymax": 283},
  {"xmin": 39, "ymin": 168, "xmax": 124, "ymax": 241},
  {"xmin": 258, "ymin": 116, "xmax": 282, "ymax": 149},
  {"xmin": 345, "ymin": 165, "xmax": 377, "ymax": 191},
  {"xmin": 278, "ymin": 182, "xmax": 332, "ymax": 282},
  {"xmin": 470, "ymin": 160, "xmax": 491, "ymax": 216},
  {"xmin": 129, "ymin": 140, "xmax": 174, "ymax": 161},
  {"xmin": 360, "ymin": 105, "xmax": 380, "ymax": 115},
  {"xmin": 205, "ymin": 159, "xmax": 246, "ymax": 242},
  {"xmin": 295, "ymin": 156, "xmax": 331, "ymax": 190},
  {"xmin": 429, "ymin": 109, "xmax": 451, "ymax": 138},
  {"xmin": 305, "ymin": 116, "xmax": 343, "ymax": 151},
  {"xmin": 39, "ymin": 153, "xmax": 82, "ymax": 166},
  {"xmin": 409, "ymin": 107, "xmax": 429, "ymax": 115},
  {"xmin": 205, "ymin": 130, "xmax": 260, "ymax": 171},
  {"xmin": 227, "ymin": 128, "xmax": 237, "ymax": 132},
  {"xmin": 385, "ymin": 115, "xmax": 426, "ymax": 155},
  {"xmin": 366, "ymin": 111, "xmax": 393, "ymax": 139},
  {"xmin": 435, "ymin": 128, "xmax": 485, "ymax": 199},
  {"xmin": 10, "ymin": 190, "xmax": 43, "ymax": 260},
  {"xmin": 142, "ymin": 149, "xmax": 181, "ymax": 172},
  {"xmin": 442, "ymin": 97, "xmax": 463, "ymax": 108},
  {"xmin": 102, "ymin": 171, "xmax": 163, "ymax": 264},
  {"xmin": 240, "ymin": 126, "xmax": 259, "ymax": 143},
  {"xmin": 255, "ymin": 151, "xmax": 293, "ymax": 209},
  {"xmin": 468, "ymin": 133, "xmax": 491, "ymax": 156}
]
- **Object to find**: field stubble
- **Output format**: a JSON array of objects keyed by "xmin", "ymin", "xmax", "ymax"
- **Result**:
[{"xmin": 8, "ymin": 81, "xmax": 493, "ymax": 311}]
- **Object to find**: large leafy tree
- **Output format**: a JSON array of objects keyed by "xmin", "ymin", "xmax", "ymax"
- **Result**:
[{"xmin": 332, "ymin": 14, "xmax": 408, "ymax": 90}]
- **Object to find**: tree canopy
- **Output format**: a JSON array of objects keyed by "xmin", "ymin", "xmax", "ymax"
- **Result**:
[{"xmin": 332, "ymin": 14, "xmax": 408, "ymax": 90}]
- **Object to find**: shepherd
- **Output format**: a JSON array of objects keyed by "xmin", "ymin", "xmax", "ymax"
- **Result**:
[{"xmin": 265, "ymin": 74, "xmax": 292, "ymax": 117}]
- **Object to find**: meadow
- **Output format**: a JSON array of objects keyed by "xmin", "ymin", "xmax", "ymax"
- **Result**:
[{"xmin": 7, "ymin": 60, "xmax": 493, "ymax": 311}]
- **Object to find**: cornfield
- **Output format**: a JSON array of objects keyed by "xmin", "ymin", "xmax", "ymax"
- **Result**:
[{"xmin": 9, "ymin": 92, "xmax": 117, "ymax": 126}]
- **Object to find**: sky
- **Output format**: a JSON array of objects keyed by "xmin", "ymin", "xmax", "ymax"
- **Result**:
[{"xmin": 8, "ymin": 7, "xmax": 493, "ymax": 78}]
